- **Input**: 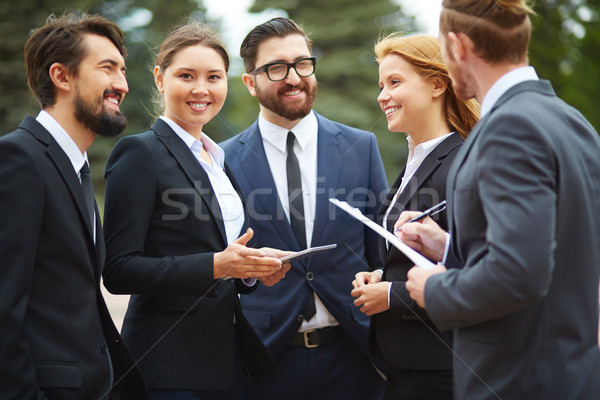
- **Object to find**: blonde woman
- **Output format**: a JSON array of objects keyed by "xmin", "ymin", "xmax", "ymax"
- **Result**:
[{"xmin": 352, "ymin": 34, "xmax": 479, "ymax": 400}]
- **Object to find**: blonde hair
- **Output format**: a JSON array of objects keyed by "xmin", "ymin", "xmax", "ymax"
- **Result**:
[{"xmin": 375, "ymin": 34, "xmax": 479, "ymax": 139}]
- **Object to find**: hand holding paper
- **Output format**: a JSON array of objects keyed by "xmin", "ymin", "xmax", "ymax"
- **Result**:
[
  {"xmin": 329, "ymin": 198, "xmax": 435, "ymax": 270},
  {"xmin": 394, "ymin": 210, "xmax": 448, "ymax": 263},
  {"xmin": 279, "ymin": 244, "xmax": 337, "ymax": 263}
]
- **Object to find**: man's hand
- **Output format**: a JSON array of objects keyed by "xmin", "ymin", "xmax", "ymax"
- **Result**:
[
  {"xmin": 394, "ymin": 212, "xmax": 448, "ymax": 263},
  {"xmin": 213, "ymin": 228, "xmax": 283, "ymax": 279},
  {"xmin": 405, "ymin": 264, "xmax": 447, "ymax": 308}
]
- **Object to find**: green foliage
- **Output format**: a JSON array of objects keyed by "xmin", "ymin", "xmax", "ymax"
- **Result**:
[
  {"xmin": 0, "ymin": 1, "xmax": 208, "ymax": 193},
  {"xmin": 529, "ymin": 0, "xmax": 600, "ymax": 132},
  {"xmin": 4, "ymin": 0, "xmax": 596, "ymax": 201}
]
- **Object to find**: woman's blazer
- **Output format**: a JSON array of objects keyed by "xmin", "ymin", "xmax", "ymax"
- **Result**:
[
  {"xmin": 103, "ymin": 118, "xmax": 275, "ymax": 391},
  {"xmin": 371, "ymin": 132, "xmax": 463, "ymax": 370}
]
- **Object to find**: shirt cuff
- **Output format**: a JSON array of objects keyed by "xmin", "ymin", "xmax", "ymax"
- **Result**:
[
  {"xmin": 243, "ymin": 278, "xmax": 257, "ymax": 286},
  {"xmin": 441, "ymin": 232, "xmax": 451, "ymax": 265},
  {"xmin": 387, "ymin": 282, "xmax": 392, "ymax": 307}
]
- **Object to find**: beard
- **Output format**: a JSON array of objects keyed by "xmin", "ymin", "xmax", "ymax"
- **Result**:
[
  {"xmin": 74, "ymin": 88, "xmax": 127, "ymax": 138},
  {"xmin": 255, "ymin": 79, "xmax": 318, "ymax": 121}
]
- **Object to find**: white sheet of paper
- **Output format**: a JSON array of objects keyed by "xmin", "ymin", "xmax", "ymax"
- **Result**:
[
  {"xmin": 279, "ymin": 244, "xmax": 337, "ymax": 262},
  {"xmin": 329, "ymin": 198, "xmax": 435, "ymax": 270}
]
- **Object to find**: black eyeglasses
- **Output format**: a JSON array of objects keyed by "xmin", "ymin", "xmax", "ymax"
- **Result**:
[{"xmin": 250, "ymin": 57, "xmax": 316, "ymax": 82}]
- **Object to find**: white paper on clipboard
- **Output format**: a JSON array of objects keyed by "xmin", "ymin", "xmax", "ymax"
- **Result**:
[{"xmin": 329, "ymin": 198, "xmax": 435, "ymax": 270}]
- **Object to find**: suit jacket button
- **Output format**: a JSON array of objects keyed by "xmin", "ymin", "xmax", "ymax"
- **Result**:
[
  {"xmin": 297, "ymin": 314, "xmax": 305, "ymax": 322},
  {"xmin": 306, "ymin": 272, "xmax": 314, "ymax": 281},
  {"xmin": 100, "ymin": 343, "xmax": 107, "ymax": 353}
]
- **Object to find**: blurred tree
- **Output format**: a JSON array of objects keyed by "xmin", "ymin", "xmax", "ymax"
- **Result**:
[
  {"xmin": 528, "ymin": 0, "xmax": 599, "ymax": 131},
  {"xmin": 0, "ymin": 1, "xmax": 209, "ymax": 203},
  {"xmin": 223, "ymin": 0, "xmax": 418, "ymax": 184},
  {"xmin": 0, "ymin": 0, "xmax": 97, "ymax": 134}
]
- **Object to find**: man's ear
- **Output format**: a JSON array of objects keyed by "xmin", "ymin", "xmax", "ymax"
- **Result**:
[
  {"xmin": 447, "ymin": 31, "xmax": 465, "ymax": 62},
  {"xmin": 242, "ymin": 73, "xmax": 257, "ymax": 97},
  {"xmin": 48, "ymin": 63, "xmax": 72, "ymax": 93}
]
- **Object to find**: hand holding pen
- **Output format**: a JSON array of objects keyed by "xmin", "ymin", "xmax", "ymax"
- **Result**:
[
  {"xmin": 393, "ymin": 200, "xmax": 449, "ymax": 263},
  {"xmin": 394, "ymin": 200, "xmax": 447, "ymax": 232}
]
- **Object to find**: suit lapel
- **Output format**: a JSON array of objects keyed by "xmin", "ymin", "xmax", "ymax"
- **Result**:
[
  {"xmin": 235, "ymin": 124, "xmax": 299, "ymax": 250},
  {"xmin": 21, "ymin": 117, "xmax": 98, "ymax": 273},
  {"xmin": 152, "ymin": 119, "xmax": 227, "ymax": 245},
  {"xmin": 387, "ymin": 133, "xmax": 463, "ymax": 256},
  {"xmin": 225, "ymin": 163, "xmax": 250, "ymax": 232},
  {"xmin": 446, "ymin": 118, "xmax": 488, "ymax": 250},
  {"xmin": 21, "ymin": 118, "xmax": 96, "ymax": 245},
  {"xmin": 311, "ymin": 116, "xmax": 343, "ymax": 247},
  {"xmin": 447, "ymin": 80, "xmax": 553, "ymax": 238}
]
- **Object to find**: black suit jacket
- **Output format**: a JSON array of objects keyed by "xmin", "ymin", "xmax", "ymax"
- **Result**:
[
  {"xmin": 427, "ymin": 80, "xmax": 600, "ymax": 398},
  {"xmin": 103, "ymin": 118, "xmax": 275, "ymax": 391},
  {"xmin": 370, "ymin": 132, "xmax": 462, "ymax": 370},
  {"xmin": 0, "ymin": 116, "xmax": 147, "ymax": 400}
]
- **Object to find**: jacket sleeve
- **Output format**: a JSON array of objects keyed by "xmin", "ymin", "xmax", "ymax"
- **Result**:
[{"xmin": 103, "ymin": 135, "xmax": 217, "ymax": 297}]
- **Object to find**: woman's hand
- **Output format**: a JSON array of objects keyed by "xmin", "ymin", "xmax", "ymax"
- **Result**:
[{"xmin": 213, "ymin": 228, "xmax": 283, "ymax": 279}]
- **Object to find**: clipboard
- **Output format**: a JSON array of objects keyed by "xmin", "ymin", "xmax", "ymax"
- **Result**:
[
  {"xmin": 329, "ymin": 198, "xmax": 435, "ymax": 270},
  {"xmin": 279, "ymin": 244, "xmax": 337, "ymax": 263}
]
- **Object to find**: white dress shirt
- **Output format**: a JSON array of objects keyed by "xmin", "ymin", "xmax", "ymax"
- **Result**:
[
  {"xmin": 441, "ymin": 66, "xmax": 540, "ymax": 264},
  {"xmin": 160, "ymin": 116, "xmax": 245, "ymax": 246},
  {"xmin": 258, "ymin": 111, "xmax": 339, "ymax": 331},
  {"xmin": 36, "ymin": 110, "xmax": 95, "ymax": 242}
]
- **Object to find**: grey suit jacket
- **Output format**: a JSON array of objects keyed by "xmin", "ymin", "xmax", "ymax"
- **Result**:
[{"xmin": 426, "ymin": 80, "xmax": 600, "ymax": 399}]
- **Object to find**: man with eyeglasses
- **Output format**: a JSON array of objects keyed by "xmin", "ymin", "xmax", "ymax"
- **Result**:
[{"xmin": 221, "ymin": 17, "xmax": 387, "ymax": 400}]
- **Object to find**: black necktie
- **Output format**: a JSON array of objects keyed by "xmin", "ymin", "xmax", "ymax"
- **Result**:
[
  {"xmin": 80, "ymin": 162, "xmax": 95, "ymax": 228},
  {"xmin": 286, "ymin": 132, "xmax": 315, "ymax": 321},
  {"xmin": 286, "ymin": 132, "xmax": 307, "ymax": 249}
]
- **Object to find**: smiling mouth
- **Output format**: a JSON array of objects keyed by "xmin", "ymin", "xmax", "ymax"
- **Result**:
[
  {"xmin": 385, "ymin": 106, "xmax": 400, "ymax": 117},
  {"xmin": 103, "ymin": 90, "xmax": 122, "ymax": 109},
  {"xmin": 284, "ymin": 89, "xmax": 301, "ymax": 96},
  {"xmin": 188, "ymin": 102, "xmax": 209, "ymax": 110}
]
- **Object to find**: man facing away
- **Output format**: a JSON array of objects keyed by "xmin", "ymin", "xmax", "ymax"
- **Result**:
[
  {"xmin": 222, "ymin": 17, "xmax": 388, "ymax": 400},
  {"xmin": 397, "ymin": 1, "xmax": 600, "ymax": 399},
  {"xmin": 0, "ymin": 12, "xmax": 147, "ymax": 400}
]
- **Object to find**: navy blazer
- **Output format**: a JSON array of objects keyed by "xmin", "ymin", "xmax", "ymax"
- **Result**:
[
  {"xmin": 0, "ymin": 117, "xmax": 147, "ymax": 400},
  {"xmin": 427, "ymin": 80, "xmax": 600, "ymax": 398},
  {"xmin": 371, "ymin": 132, "xmax": 463, "ymax": 370},
  {"xmin": 221, "ymin": 112, "xmax": 388, "ymax": 364},
  {"xmin": 103, "ymin": 119, "xmax": 275, "ymax": 391}
]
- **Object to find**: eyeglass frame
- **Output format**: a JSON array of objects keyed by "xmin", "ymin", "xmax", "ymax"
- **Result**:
[{"xmin": 249, "ymin": 57, "xmax": 317, "ymax": 82}]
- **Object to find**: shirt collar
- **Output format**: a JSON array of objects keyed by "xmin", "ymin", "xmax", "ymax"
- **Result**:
[
  {"xmin": 407, "ymin": 132, "xmax": 454, "ymax": 160},
  {"xmin": 481, "ymin": 66, "xmax": 539, "ymax": 116},
  {"xmin": 160, "ymin": 116, "xmax": 225, "ymax": 169},
  {"xmin": 36, "ymin": 110, "xmax": 87, "ymax": 174},
  {"xmin": 258, "ymin": 110, "xmax": 317, "ymax": 153}
]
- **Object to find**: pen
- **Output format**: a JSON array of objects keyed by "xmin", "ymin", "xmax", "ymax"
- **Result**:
[{"xmin": 394, "ymin": 200, "xmax": 447, "ymax": 231}]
